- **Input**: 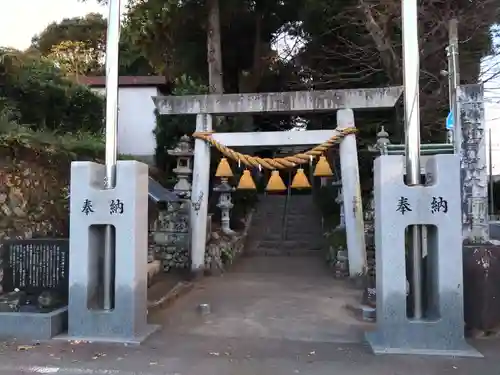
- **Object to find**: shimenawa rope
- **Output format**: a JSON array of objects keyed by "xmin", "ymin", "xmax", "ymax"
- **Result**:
[{"xmin": 192, "ymin": 127, "xmax": 357, "ymax": 170}]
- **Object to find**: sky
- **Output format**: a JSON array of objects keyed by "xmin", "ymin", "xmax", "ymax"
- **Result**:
[{"xmin": 0, "ymin": 0, "xmax": 108, "ymax": 50}]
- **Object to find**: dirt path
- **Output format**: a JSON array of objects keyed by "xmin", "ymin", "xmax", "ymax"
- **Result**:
[{"xmin": 0, "ymin": 256, "xmax": 499, "ymax": 375}]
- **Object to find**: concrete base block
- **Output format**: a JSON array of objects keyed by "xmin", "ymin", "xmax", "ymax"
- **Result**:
[
  {"xmin": 57, "ymin": 324, "xmax": 160, "ymax": 345},
  {"xmin": 0, "ymin": 307, "xmax": 67, "ymax": 340},
  {"xmin": 366, "ymin": 329, "xmax": 482, "ymax": 357}
]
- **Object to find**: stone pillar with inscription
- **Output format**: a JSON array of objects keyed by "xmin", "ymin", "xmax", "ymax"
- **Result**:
[
  {"xmin": 365, "ymin": 154, "xmax": 481, "ymax": 357},
  {"xmin": 337, "ymin": 109, "xmax": 366, "ymax": 277},
  {"xmin": 190, "ymin": 115, "xmax": 212, "ymax": 274},
  {"xmin": 65, "ymin": 160, "xmax": 158, "ymax": 344},
  {"xmin": 459, "ymin": 84, "xmax": 489, "ymax": 242}
]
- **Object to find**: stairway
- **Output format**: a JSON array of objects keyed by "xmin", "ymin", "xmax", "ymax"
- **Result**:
[{"xmin": 247, "ymin": 194, "xmax": 325, "ymax": 256}]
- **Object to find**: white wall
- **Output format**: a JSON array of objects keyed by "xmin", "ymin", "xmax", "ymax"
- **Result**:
[{"xmin": 91, "ymin": 86, "xmax": 157, "ymax": 163}]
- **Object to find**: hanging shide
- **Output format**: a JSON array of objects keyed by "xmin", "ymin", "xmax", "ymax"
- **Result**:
[
  {"xmin": 266, "ymin": 170, "xmax": 287, "ymax": 192},
  {"xmin": 237, "ymin": 169, "xmax": 257, "ymax": 190},
  {"xmin": 215, "ymin": 157, "xmax": 233, "ymax": 178},
  {"xmin": 314, "ymin": 155, "xmax": 333, "ymax": 177},
  {"xmin": 201, "ymin": 129, "xmax": 349, "ymax": 191},
  {"xmin": 192, "ymin": 127, "xmax": 356, "ymax": 170},
  {"xmin": 291, "ymin": 168, "xmax": 311, "ymax": 189}
]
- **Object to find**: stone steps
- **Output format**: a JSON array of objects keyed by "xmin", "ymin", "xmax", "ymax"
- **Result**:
[
  {"xmin": 263, "ymin": 232, "xmax": 324, "ymax": 241},
  {"xmin": 256, "ymin": 240, "xmax": 323, "ymax": 251},
  {"xmin": 252, "ymin": 224, "xmax": 323, "ymax": 232},
  {"xmin": 245, "ymin": 194, "xmax": 324, "ymax": 257},
  {"xmin": 245, "ymin": 248, "xmax": 322, "ymax": 257},
  {"xmin": 284, "ymin": 227, "xmax": 323, "ymax": 235},
  {"xmin": 285, "ymin": 220, "xmax": 322, "ymax": 228}
]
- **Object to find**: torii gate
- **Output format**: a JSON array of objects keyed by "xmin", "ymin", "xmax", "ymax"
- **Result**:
[{"xmin": 153, "ymin": 87, "xmax": 403, "ymax": 277}]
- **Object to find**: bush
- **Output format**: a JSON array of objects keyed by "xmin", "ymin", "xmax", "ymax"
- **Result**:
[
  {"xmin": 313, "ymin": 183, "xmax": 341, "ymax": 226},
  {"xmin": 65, "ymin": 84, "xmax": 104, "ymax": 133},
  {"xmin": 0, "ymin": 107, "xmax": 104, "ymax": 158},
  {"xmin": 0, "ymin": 49, "xmax": 104, "ymax": 134}
]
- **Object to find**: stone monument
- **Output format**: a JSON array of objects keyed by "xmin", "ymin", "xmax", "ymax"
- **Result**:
[
  {"xmin": 365, "ymin": 154, "xmax": 480, "ymax": 356},
  {"xmin": 64, "ymin": 160, "xmax": 159, "ymax": 343},
  {"xmin": 0, "ymin": 239, "xmax": 69, "ymax": 339}
]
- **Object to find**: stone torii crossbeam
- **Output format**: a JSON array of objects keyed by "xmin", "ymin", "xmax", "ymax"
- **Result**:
[{"xmin": 154, "ymin": 87, "xmax": 403, "ymax": 278}]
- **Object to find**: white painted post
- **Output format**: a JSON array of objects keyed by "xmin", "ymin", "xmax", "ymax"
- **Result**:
[
  {"xmin": 337, "ymin": 109, "xmax": 367, "ymax": 277},
  {"xmin": 190, "ymin": 114, "xmax": 212, "ymax": 273}
]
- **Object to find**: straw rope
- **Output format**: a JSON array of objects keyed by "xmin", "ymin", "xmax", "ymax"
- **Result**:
[{"xmin": 192, "ymin": 127, "xmax": 357, "ymax": 170}]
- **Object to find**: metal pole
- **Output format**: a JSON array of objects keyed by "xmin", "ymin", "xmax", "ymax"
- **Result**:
[
  {"xmin": 489, "ymin": 128, "xmax": 494, "ymax": 215},
  {"xmin": 446, "ymin": 46, "xmax": 454, "ymax": 144},
  {"xmin": 103, "ymin": 0, "xmax": 122, "ymax": 311},
  {"xmin": 448, "ymin": 19, "xmax": 461, "ymax": 154},
  {"xmin": 402, "ymin": 0, "xmax": 423, "ymax": 319}
]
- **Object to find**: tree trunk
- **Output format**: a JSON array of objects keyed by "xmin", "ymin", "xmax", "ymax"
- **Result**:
[
  {"xmin": 358, "ymin": 0, "xmax": 403, "ymax": 140},
  {"xmin": 237, "ymin": 13, "xmax": 267, "ymax": 154},
  {"xmin": 207, "ymin": 0, "xmax": 224, "ymax": 95}
]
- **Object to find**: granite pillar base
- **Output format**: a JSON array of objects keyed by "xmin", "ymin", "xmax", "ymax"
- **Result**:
[
  {"xmin": 368, "ymin": 154, "xmax": 481, "ymax": 357},
  {"xmin": 65, "ymin": 161, "xmax": 157, "ymax": 344}
]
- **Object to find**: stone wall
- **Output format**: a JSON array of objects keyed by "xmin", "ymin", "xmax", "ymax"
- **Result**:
[
  {"xmin": 150, "ymin": 202, "xmax": 191, "ymax": 272},
  {"xmin": 0, "ymin": 144, "xmax": 167, "ymax": 244},
  {"xmin": 149, "ymin": 206, "xmax": 253, "ymax": 274},
  {"xmin": 0, "ymin": 146, "xmax": 72, "ymax": 241}
]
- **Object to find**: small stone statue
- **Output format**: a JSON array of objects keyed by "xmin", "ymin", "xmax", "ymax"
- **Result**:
[
  {"xmin": 0, "ymin": 289, "xmax": 26, "ymax": 312},
  {"xmin": 333, "ymin": 249, "xmax": 349, "ymax": 278},
  {"xmin": 37, "ymin": 290, "xmax": 62, "ymax": 311}
]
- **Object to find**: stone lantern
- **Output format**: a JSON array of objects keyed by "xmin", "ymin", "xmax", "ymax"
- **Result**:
[
  {"xmin": 367, "ymin": 126, "xmax": 391, "ymax": 154},
  {"xmin": 168, "ymin": 135, "xmax": 194, "ymax": 198},
  {"xmin": 375, "ymin": 126, "xmax": 391, "ymax": 155},
  {"xmin": 213, "ymin": 159, "xmax": 236, "ymax": 236}
]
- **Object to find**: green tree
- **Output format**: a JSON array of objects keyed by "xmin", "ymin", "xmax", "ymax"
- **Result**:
[
  {"xmin": 48, "ymin": 40, "xmax": 101, "ymax": 77},
  {"xmin": 119, "ymin": 0, "xmax": 298, "ymax": 90},
  {"xmin": 31, "ymin": 12, "xmax": 154, "ymax": 76},
  {"xmin": 31, "ymin": 13, "xmax": 107, "ymax": 75},
  {"xmin": 294, "ymin": 0, "xmax": 500, "ymax": 141},
  {"xmin": 84, "ymin": 0, "xmax": 500, "ymax": 154},
  {"xmin": 0, "ymin": 48, "xmax": 104, "ymax": 134}
]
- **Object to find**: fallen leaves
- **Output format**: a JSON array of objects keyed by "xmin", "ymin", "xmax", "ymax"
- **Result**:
[{"xmin": 16, "ymin": 345, "xmax": 35, "ymax": 351}]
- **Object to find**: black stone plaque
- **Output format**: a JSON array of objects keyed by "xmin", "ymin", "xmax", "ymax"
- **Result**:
[{"xmin": 0, "ymin": 239, "xmax": 69, "ymax": 302}]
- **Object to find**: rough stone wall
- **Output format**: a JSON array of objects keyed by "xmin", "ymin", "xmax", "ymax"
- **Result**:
[
  {"xmin": 149, "ymin": 206, "xmax": 253, "ymax": 274},
  {"xmin": 0, "ymin": 146, "xmax": 73, "ymax": 241},
  {"xmin": 150, "ymin": 202, "xmax": 191, "ymax": 272},
  {"xmin": 0, "ymin": 145, "xmax": 167, "ymax": 245}
]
